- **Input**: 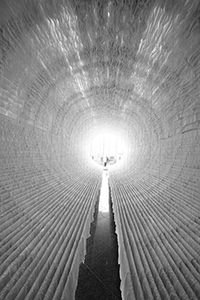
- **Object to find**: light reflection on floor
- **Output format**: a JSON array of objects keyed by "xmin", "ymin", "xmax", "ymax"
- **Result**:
[
  {"xmin": 99, "ymin": 169, "xmax": 109, "ymax": 212},
  {"xmin": 75, "ymin": 167, "xmax": 122, "ymax": 299}
]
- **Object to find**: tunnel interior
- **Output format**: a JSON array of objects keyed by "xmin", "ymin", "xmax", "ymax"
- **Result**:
[{"xmin": 0, "ymin": 0, "xmax": 200, "ymax": 300}]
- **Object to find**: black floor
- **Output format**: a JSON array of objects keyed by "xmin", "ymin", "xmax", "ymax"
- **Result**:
[{"xmin": 75, "ymin": 188, "xmax": 122, "ymax": 300}]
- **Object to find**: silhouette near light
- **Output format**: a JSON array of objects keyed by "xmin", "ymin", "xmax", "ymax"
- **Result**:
[{"xmin": 90, "ymin": 133, "xmax": 125, "ymax": 166}]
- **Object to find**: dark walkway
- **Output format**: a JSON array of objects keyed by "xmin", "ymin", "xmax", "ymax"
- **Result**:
[{"xmin": 75, "ymin": 173, "xmax": 122, "ymax": 300}]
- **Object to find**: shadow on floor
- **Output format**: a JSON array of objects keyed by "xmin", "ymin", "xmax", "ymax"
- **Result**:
[{"xmin": 75, "ymin": 188, "xmax": 122, "ymax": 300}]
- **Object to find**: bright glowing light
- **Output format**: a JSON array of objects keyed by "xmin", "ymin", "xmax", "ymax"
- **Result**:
[
  {"xmin": 90, "ymin": 132, "xmax": 125, "ymax": 163},
  {"xmin": 99, "ymin": 170, "xmax": 109, "ymax": 212},
  {"xmin": 77, "ymin": 125, "xmax": 131, "ymax": 170}
]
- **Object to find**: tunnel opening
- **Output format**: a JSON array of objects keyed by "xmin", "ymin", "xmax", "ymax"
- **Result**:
[{"xmin": 90, "ymin": 132, "xmax": 125, "ymax": 167}]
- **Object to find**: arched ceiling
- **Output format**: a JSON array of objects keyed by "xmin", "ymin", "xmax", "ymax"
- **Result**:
[{"xmin": 0, "ymin": 0, "xmax": 200, "ymax": 172}]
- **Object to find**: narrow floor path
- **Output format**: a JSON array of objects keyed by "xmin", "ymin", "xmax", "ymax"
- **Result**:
[{"xmin": 75, "ymin": 170, "xmax": 122, "ymax": 300}]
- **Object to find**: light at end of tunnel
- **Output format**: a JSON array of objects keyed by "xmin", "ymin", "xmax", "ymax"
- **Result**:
[{"xmin": 90, "ymin": 132, "xmax": 126, "ymax": 167}]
